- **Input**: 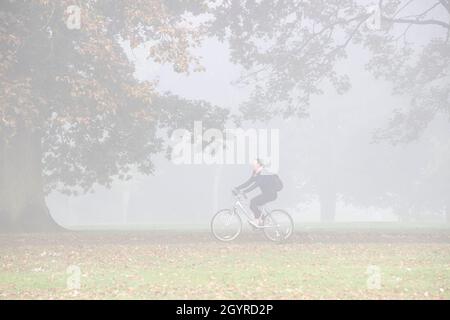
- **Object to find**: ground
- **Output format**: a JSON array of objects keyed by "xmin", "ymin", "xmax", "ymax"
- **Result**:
[{"xmin": 0, "ymin": 224, "xmax": 449, "ymax": 299}]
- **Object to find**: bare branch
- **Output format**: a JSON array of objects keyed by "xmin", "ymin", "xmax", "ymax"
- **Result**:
[
  {"xmin": 382, "ymin": 16, "xmax": 450, "ymax": 29},
  {"xmin": 419, "ymin": 2, "xmax": 442, "ymax": 17},
  {"xmin": 439, "ymin": 0, "xmax": 450, "ymax": 13},
  {"xmin": 393, "ymin": 0, "xmax": 415, "ymax": 18},
  {"xmin": 399, "ymin": 2, "xmax": 442, "ymax": 20}
]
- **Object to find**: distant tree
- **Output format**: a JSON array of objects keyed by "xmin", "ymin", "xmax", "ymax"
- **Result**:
[
  {"xmin": 355, "ymin": 0, "xmax": 450, "ymax": 221},
  {"xmin": 0, "ymin": 0, "xmax": 227, "ymax": 231},
  {"xmin": 382, "ymin": 119, "xmax": 450, "ymax": 222},
  {"xmin": 369, "ymin": 0, "xmax": 449, "ymax": 142}
]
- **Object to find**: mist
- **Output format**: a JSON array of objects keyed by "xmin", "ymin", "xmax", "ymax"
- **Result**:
[{"xmin": 43, "ymin": 9, "xmax": 450, "ymax": 229}]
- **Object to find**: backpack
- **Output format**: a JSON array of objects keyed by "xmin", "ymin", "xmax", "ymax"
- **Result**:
[{"xmin": 272, "ymin": 174, "xmax": 284, "ymax": 192}]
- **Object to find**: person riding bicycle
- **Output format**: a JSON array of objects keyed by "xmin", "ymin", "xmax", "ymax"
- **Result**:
[{"xmin": 233, "ymin": 159, "xmax": 283, "ymax": 226}]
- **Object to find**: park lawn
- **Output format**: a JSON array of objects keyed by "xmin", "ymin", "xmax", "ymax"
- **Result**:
[{"xmin": 0, "ymin": 233, "xmax": 449, "ymax": 299}]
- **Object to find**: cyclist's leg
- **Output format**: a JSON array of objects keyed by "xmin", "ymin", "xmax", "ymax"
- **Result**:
[
  {"xmin": 250, "ymin": 193, "xmax": 277, "ymax": 219},
  {"xmin": 250, "ymin": 194, "xmax": 265, "ymax": 219}
]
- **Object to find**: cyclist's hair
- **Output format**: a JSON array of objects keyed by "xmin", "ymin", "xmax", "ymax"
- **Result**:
[{"xmin": 255, "ymin": 158, "xmax": 265, "ymax": 167}]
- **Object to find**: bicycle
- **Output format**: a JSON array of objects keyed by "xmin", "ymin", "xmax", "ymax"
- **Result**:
[{"xmin": 211, "ymin": 190, "xmax": 294, "ymax": 242}]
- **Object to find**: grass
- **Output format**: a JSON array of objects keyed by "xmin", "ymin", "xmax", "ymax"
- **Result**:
[
  {"xmin": 0, "ymin": 230, "xmax": 449, "ymax": 299},
  {"xmin": 68, "ymin": 222, "xmax": 450, "ymax": 232}
]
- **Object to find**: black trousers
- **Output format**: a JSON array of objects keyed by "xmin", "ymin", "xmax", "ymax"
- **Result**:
[{"xmin": 250, "ymin": 192, "xmax": 277, "ymax": 218}]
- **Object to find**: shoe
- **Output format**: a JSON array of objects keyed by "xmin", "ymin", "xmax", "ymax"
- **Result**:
[{"xmin": 257, "ymin": 218, "xmax": 264, "ymax": 227}]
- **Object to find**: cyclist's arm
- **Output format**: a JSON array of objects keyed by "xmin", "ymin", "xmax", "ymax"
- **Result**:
[
  {"xmin": 235, "ymin": 175, "xmax": 255, "ymax": 191},
  {"xmin": 242, "ymin": 182, "xmax": 258, "ymax": 194}
]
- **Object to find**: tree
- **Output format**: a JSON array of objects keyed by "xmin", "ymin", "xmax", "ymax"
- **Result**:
[
  {"xmin": 0, "ymin": 0, "xmax": 227, "ymax": 231},
  {"xmin": 368, "ymin": 0, "xmax": 450, "ymax": 142}
]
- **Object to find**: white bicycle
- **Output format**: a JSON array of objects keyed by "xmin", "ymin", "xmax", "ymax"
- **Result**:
[{"xmin": 211, "ymin": 190, "xmax": 294, "ymax": 242}]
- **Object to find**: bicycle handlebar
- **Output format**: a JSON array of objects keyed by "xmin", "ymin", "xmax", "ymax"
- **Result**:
[{"xmin": 232, "ymin": 189, "xmax": 247, "ymax": 199}]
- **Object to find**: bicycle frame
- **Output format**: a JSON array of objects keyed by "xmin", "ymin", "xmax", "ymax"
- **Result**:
[
  {"xmin": 231, "ymin": 195, "xmax": 271, "ymax": 227},
  {"xmin": 234, "ymin": 199, "xmax": 252, "ymax": 220}
]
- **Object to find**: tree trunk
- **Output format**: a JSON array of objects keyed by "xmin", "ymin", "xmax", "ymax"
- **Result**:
[
  {"xmin": 318, "ymin": 104, "xmax": 338, "ymax": 223},
  {"xmin": 319, "ymin": 185, "xmax": 336, "ymax": 222},
  {"xmin": 0, "ymin": 128, "xmax": 62, "ymax": 232},
  {"xmin": 396, "ymin": 204, "xmax": 411, "ymax": 222}
]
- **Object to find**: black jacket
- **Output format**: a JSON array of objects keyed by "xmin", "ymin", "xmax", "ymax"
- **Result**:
[{"xmin": 236, "ymin": 171, "xmax": 278, "ymax": 194}]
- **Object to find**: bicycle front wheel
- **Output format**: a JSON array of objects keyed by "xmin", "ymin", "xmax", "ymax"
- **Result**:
[
  {"xmin": 263, "ymin": 209, "xmax": 294, "ymax": 242},
  {"xmin": 211, "ymin": 209, "xmax": 242, "ymax": 242}
]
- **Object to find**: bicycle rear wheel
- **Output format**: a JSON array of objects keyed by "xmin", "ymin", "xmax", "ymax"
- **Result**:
[
  {"xmin": 211, "ymin": 209, "xmax": 242, "ymax": 242},
  {"xmin": 263, "ymin": 209, "xmax": 294, "ymax": 242}
]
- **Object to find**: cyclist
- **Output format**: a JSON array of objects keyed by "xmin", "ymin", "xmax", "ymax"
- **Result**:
[{"xmin": 233, "ymin": 159, "xmax": 282, "ymax": 226}]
